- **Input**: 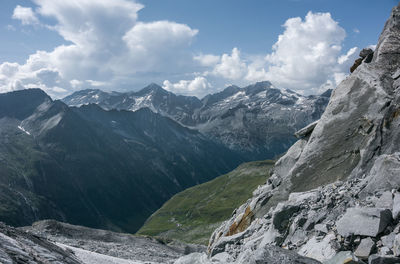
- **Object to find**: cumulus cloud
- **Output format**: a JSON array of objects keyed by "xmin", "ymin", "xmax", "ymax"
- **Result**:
[
  {"xmin": 178, "ymin": 11, "xmax": 358, "ymax": 96},
  {"xmin": 163, "ymin": 76, "xmax": 212, "ymax": 97},
  {"xmin": 123, "ymin": 21, "xmax": 198, "ymax": 72},
  {"xmin": 211, "ymin": 48, "xmax": 248, "ymax": 80},
  {"xmin": 264, "ymin": 11, "xmax": 355, "ymax": 94},
  {"xmin": 1, "ymin": 4, "xmax": 358, "ymax": 98},
  {"xmin": 194, "ymin": 54, "xmax": 220, "ymax": 67},
  {"xmin": 338, "ymin": 47, "xmax": 358, "ymax": 64},
  {"xmin": 12, "ymin": 5, "xmax": 39, "ymax": 25},
  {"xmin": 0, "ymin": 0, "xmax": 199, "ymax": 98}
]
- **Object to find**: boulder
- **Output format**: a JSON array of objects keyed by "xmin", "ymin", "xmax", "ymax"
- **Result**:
[
  {"xmin": 364, "ymin": 52, "xmax": 373, "ymax": 63},
  {"xmin": 294, "ymin": 120, "xmax": 318, "ymax": 139},
  {"xmin": 362, "ymin": 154, "xmax": 400, "ymax": 195},
  {"xmin": 315, "ymin": 224, "xmax": 329, "ymax": 234},
  {"xmin": 368, "ymin": 254, "xmax": 400, "ymax": 264},
  {"xmin": 350, "ymin": 58, "xmax": 363, "ymax": 73},
  {"xmin": 323, "ymin": 251, "xmax": 364, "ymax": 264},
  {"xmin": 380, "ymin": 246, "xmax": 392, "ymax": 256},
  {"xmin": 252, "ymin": 245, "xmax": 322, "ymax": 264},
  {"xmin": 354, "ymin": 237, "xmax": 375, "ymax": 259},
  {"xmin": 336, "ymin": 208, "xmax": 392, "ymax": 237},
  {"xmin": 359, "ymin": 48, "xmax": 373, "ymax": 58},
  {"xmin": 297, "ymin": 233, "xmax": 336, "ymax": 262},
  {"xmin": 393, "ymin": 234, "xmax": 400, "ymax": 257},
  {"xmin": 381, "ymin": 233, "xmax": 396, "ymax": 248},
  {"xmin": 375, "ymin": 191, "xmax": 393, "ymax": 209},
  {"xmin": 393, "ymin": 192, "xmax": 400, "ymax": 220}
]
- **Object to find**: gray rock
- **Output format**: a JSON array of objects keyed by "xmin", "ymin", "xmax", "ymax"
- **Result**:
[
  {"xmin": 393, "ymin": 234, "xmax": 400, "ymax": 257},
  {"xmin": 315, "ymin": 224, "xmax": 329, "ymax": 234},
  {"xmin": 363, "ymin": 154, "xmax": 400, "ymax": 195},
  {"xmin": 393, "ymin": 192, "xmax": 400, "ymax": 219},
  {"xmin": 359, "ymin": 48, "xmax": 374, "ymax": 58},
  {"xmin": 294, "ymin": 120, "xmax": 319, "ymax": 139},
  {"xmin": 323, "ymin": 251, "xmax": 364, "ymax": 264},
  {"xmin": 375, "ymin": 191, "xmax": 393, "ymax": 209},
  {"xmin": 364, "ymin": 52, "xmax": 373, "ymax": 63},
  {"xmin": 272, "ymin": 205, "xmax": 300, "ymax": 232},
  {"xmin": 336, "ymin": 208, "xmax": 392, "ymax": 237},
  {"xmin": 0, "ymin": 222, "xmax": 81, "ymax": 264},
  {"xmin": 354, "ymin": 237, "xmax": 375, "ymax": 259},
  {"xmin": 252, "ymin": 245, "xmax": 322, "ymax": 264},
  {"xmin": 24, "ymin": 220, "xmax": 201, "ymax": 263},
  {"xmin": 368, "ymin": 254, "xmax": 400, "ymax": 264},
  {"xmin": 297, "ymin": 233, "xmax": 336, "ymax": 261},
  {"xmin": 381, "ymin": 233, "xmax": 396, "ymax": 248},
  {"xmin": 380, "ymin": 246, "xmax": 393, "ymax": 256}
]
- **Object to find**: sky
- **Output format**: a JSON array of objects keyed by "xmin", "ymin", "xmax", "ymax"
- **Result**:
[{"xmin": 0, "ymin": 0, "xmax": 396, "ymax": 99}]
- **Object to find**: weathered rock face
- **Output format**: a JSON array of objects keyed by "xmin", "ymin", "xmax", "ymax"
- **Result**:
[
  {"xmin": 336, "ymin": 208, "xmax": 392, "ymax": 237},
  {"xmin": 174, "ymin": 3, "xmax": 400, "ymax": 263},
  {"xmin": 0, "ymin": 222, "xmax": 81, "ymax": 264}
]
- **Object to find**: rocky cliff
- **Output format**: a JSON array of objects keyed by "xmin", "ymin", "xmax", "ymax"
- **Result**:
[{"xmin": 175, "ymin": 3, "xmax": 400, "ymax": 263}]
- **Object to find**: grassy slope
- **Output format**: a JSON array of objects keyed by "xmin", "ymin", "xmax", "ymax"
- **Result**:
[{"xmin": 137, "ymin": 160, "xmax": 274, "ymax": 245}]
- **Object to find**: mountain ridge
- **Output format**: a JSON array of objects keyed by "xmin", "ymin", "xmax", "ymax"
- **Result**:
[
  {"xmin": 0, "ymin": 88, "xmax": 244, "ymax": 233},
  {"xmin": 63, "ymin": 81, "xmax": 331, "ymax": 160}
]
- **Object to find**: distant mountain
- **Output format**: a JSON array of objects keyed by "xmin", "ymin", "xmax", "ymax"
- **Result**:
[
  {"xmin": 63, "ymin": 81, "xmax": 331, "ymax": 160},
  {"xmin": 63, "ymin": 83, "xmax": 202, "ymax": 126},
  {"xmin": 137, "ymin": 160, "xmax": 274, "ymax": 245},
  {"xmin": 0, "ymin": 89, "xmax": 244, "ymax": 233}
]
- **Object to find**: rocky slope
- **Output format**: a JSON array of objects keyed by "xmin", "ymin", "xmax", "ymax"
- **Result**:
[
  {"xmin": 63, "ymin": 82, "xmax": 330, "ymax": 160},
  {"xmin": 21, "ymin": 220, "xmax": 205, "ymax": 263},
  {"xmin": 137, "ymin": 160, "xmax": 274, "ymax": 245},
  {"xmin": 0, "ymin": 220, "xmax": 205, "ymax": 264},
  {"xmin": 0, "ymin": 222, "xmax": 81, "ymax": 264},
  {"xmin": 0, "ymin": 89, "xmax": 244, "ymax": 233},
  {"xmin": 175, "ymin": 3, "xmax": 400, "ymax": 263}
]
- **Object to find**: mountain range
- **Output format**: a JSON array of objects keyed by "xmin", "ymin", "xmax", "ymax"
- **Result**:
[
  {"xmin": 63, "ymin": 81, "xmax": 331, "ymax": 160},
  {"xmin": 0, "ymin": 2, "xmax": 399, "ymax": 264},
  {"xmin": 0, "ymin": 88, "xmax": 244, "ymax": 233}
]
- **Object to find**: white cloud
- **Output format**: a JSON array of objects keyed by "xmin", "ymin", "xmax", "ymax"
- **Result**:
[
  {"xmin": 212, "ymin": 48, "xmax": 247, "ymax": 80},
  {"xmin": 338, "ymin": 47, "xmax": 358, "ymax": 64},
  {"xmin": 0, "ymin": 0, "xmax": 200, "ymax": 98},
  {"xmin": 122, "ymin": 21, "xmax": 198, "ymax": 72},
  {"xmin": 1, "ymin": 4, "xmax": 359, "ymax": 98},
  {"xmin": 264, "ymin": 11, "xmax": 352, "ymax": 94},
  {"xmin": 178, "ymin": 11, "xmax": 357, "ymax": 96},
  {"xmin": 163, "ymin": 77, "xmax": 212, "ymax": 97},
  {"xmin": 12, "ymin": 5, "xmax": 39, "ymax": 25},
  {"xmin": 194, "ymin": 54, "xmax": 220, "ymax": 67}
]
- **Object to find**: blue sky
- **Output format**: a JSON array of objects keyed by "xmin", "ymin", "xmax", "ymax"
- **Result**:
[{"xmin": 0, "ymin": 0, "xmax": 396, "ymax": 98}]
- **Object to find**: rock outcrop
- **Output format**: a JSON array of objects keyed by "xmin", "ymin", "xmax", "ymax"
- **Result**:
[{"xmin": 175, "ymin": 3, "xmax": 400, "ymax": 263}]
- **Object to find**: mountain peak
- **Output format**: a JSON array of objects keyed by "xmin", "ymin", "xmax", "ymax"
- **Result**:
[
  {"xmin": 136, "ymin": 83, "xmax": 168, "ymax": 96},
  {"xmin": 244, "ymin": 81, "xmax": 273, "ymax": 95},
  {"xmin": 0, "ymin": 88, "xmax": 52, "ymax": 120}
]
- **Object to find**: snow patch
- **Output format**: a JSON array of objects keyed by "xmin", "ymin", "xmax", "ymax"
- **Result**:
[{"xmin": 18, "ymin": 125, "xmax": 31, "ymax": 135}]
